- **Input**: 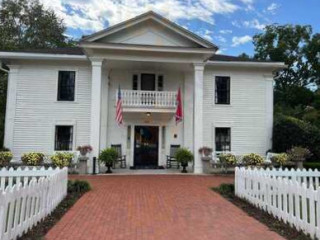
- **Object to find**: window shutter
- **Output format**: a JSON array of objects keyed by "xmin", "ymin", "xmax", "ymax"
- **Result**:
[
  {"xmin": 157, "ymin": 75, "xmax": 163, "ymax": 91},
  {"xmin": 132, "ymin": 74, "xmax": 138, "ymax": 90}
]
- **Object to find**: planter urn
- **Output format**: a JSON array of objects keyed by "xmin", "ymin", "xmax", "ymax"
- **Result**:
[
  {"xmin": 181, "ymin": 163, "xmax": 188, "ymax": 173},
  {"xmin": 106, "ymin": 163, "xmax": 113, "ymax": 173},
  {"xmin": 201, "ymin": 155, "xmax": 212, "ymax": 174},
  {"xmin": 78, "ymin": 156, "xmax": 88, "ymax": 174}
]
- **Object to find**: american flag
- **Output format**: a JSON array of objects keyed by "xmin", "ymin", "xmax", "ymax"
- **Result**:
[{"xmin": 116, "ymin": 85, "xmax": 123, "ymax": 125}]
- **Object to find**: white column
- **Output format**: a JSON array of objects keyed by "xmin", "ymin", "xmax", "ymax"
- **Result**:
[
  {"xmin": 265, "ymin": 74, "xmax": 274, "ymax": 151},
  {"xmin": 90, "ymin": 59, "xmax": 103, "ymax": 173},
  {"xmin": 4, "ymin": 65, "xmax": 19, "ymax": 151},
  {"xmin": 193, "ymin": 63, "xmax": 205, "ymax": 174}
]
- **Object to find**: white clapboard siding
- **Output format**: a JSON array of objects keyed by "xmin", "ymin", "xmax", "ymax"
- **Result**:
[
  {"xmin": 0, "ymin": 167, "xmax": 68, "ymax": 240},
  {"xmin": 235, "ymin": 167, "xmax": 320, "ymax": 239}
]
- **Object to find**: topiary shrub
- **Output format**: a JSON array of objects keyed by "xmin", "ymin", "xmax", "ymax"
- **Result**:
[
  {"xmin": 0, "ymin": 151, "xmax": 13, "ymax": 167},
  {"xmin": 219, "ymin": 153, "xmax": 237, "ymax": 166},
  {"xmin": 273, "ymin": 114, "xmax": 320, "ymax": 161},
  {"xmin": 242, "ymin": 153, "xmax": 264, "ymax": 166},
  {"xmin": 21, "ymin": 152, "xmax": 44, "ymax": 166},
  {"xmin": 51, "ymin": 152, "xmax": 74, "ymax": 168}
]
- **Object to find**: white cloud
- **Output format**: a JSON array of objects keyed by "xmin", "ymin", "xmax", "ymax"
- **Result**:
[
  {"xmin": 198, "ymin": 29, "xmax": 214, "ymax": 42},
  {"xmin": 266, "ymin": 3, "xmax": 280, "ymax": 14},
  {"xmin": 243, "ymin": 19, "xmax": 265, "ymax": 30},
  {"xmin": 219, "ymin": 29, "xmax": 232, "ymax": 34},
  {"xmin": 232, "ymin": 35, "xmax": 252, "ymax": 46},
  {"xmin": 215, "ymin": 36, "xmax": 227, "ymax": 43},
  {"xmin": 38, "ymin": 0, "xmax": 240, "ymax": 33}
]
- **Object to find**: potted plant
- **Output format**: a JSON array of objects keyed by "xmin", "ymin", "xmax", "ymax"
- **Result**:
[
  {"xmin": 242, "ymin": 153, "xmax": 264, "ymax": 167},
  {"xmin": 77, "ymin": 145, "xmax": 93, "ymax": 157},
  {"xmin": 198, "ymin": 146, "xmax": 213, "ymax": 158},
  {"xmin": 270, "ymin": 153, "xmax": 288, "ymax": 168},
  {"xmin": 219, "ymin": 153, "xmax": 237, "ymax": 173},
  {"xmin": 99, "ymin": 148, "xmax": 118, "ymax": 173},
  {"xmin": 287, "ymin": 146, "xmax": 312, "ymax": 169},
  {"xmin": 21, "ymin": 152, "xmax": 45, "ymax": 166},
  {"xmin": 51, "ymin": 152, "xmax": 74, "ymax": 168},
  {"xmin": 0, "ymin": 149, "xmax": 13, "ymax": 167},
  {"xmin": 175, "ymin": 148, "xmax": 194, "ymax": 173}
]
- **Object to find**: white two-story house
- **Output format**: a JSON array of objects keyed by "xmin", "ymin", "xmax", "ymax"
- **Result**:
[{"xmin": 0, "ymin": 11, "xmax": 285, "ymax": 173}]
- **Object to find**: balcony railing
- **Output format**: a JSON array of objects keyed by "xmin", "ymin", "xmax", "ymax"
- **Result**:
[{"xmin": 118, "ymin": 90, "xmax": 177, "ymax": 108}]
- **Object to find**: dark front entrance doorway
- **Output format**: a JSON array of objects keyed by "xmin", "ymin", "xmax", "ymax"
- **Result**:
[{"xmin": 134, "ymin": 126, "xmax": 159, "ymax": 168}]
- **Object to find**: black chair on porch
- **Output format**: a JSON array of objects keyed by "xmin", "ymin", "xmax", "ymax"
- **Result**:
[
  {"xmin": 166, "ymin": 145, "xmax": 180, "ymax": 169},
  {"xmin": 111, "ymin": 144, "xmax": 126, "ymax": 168}
]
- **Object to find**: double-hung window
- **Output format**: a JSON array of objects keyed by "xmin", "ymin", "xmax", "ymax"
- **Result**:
[
  {"xmin": 55, "ymin": 126, "xmax": 73, "ymax": 151},
  {"xmin": 57, "ymin": 71, "xmax": 75, "ymax": 101},
  {"xmin": 215, "ymin": 128, "xmax": 231, "ymax": 151},
  {"xmin": 215, "ymin": 76, "xmax": 230, "ymax": 104}
]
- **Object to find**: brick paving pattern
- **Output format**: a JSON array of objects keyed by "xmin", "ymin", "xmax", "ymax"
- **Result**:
[{"xmin": 46, "ymin": 175, "xmax": 283, "ymax": 240}]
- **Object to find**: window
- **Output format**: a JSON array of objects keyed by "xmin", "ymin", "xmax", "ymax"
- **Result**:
[
  {"xmin": 57, "ymin": 71, "xmax": 75, "ymax": 101},
  {"xmin": 55, "ymin": 126, "xmax": 73, "ymax": 151},
  {"xmin": 215, "ymin": 128, "xmax": 231, "ymax": 151},
  {"xmin": 132, "ymin": 74, "xmax": 138, "ymax": 90},
  {"xmin": 158, "ymin": 75, "xmax": 163, "ymax": 91},
  {"xmin": 215, "ymin": 76, "xmax": 230, "ymax": 104}
]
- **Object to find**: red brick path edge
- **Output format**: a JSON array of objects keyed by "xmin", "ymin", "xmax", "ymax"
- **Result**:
[{"xmin": 45, "ymin": 175, "xmax": 284, "ymax": 240}]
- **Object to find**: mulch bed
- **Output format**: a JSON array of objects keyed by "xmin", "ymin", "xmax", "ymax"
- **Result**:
[
  {"xmin": 213, "ymin": 184, "xmax": 314, "ymax": 240},
  {"xmin": 17, "ymin": 181, "xmax": 90, "ymax": 240}
]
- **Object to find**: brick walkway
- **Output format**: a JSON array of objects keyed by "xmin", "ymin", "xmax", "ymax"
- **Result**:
[{"xmin": 46, "ymin": 175, "xmax": 283, "ymax": 240}]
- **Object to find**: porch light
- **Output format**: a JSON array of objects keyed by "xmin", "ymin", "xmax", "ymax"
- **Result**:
[{"xmin": 146, "ymin": 112, "xmax": 151, "ymax": 117}]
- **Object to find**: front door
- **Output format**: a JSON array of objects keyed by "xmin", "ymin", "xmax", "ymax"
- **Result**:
[{"xmin": 134, "ymin": 126, "xmax": 159, "ymax": 168}]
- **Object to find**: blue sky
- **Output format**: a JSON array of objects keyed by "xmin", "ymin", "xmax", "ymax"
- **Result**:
[{"xmin": 39, "ymin": 0, "xmax": 320, "ymax": 56}]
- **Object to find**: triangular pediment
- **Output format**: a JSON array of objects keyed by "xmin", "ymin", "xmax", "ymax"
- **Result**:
[{"xmin": 81, "ymin": 11, "xmax": 217, "ymax": 49}]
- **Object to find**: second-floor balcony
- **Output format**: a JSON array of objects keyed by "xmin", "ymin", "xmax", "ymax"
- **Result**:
[{"xmin": 118, "ymin": 90, "xmax": 177, "ymax": 111}]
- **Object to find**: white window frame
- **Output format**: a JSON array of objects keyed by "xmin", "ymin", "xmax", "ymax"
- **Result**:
[
  {"xmin": 55, "ymin": 68, "xmax": 78, "ymax": 103},
  {"xmin": 131, "ymin": 71, "xmax": 165, "ymax": 91},
  {"xmin": 213, "ymin": 75, "xmax": 232, "ymax": 106},
  {"xmin": 52, "ymin": 120, "xmax": 77, "ymax": 152}
]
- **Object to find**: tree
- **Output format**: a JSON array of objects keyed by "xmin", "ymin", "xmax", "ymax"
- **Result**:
[
  {"xmin": 0, "ymin": 0, "xmax": 73, "ymax": 50},
  {"xmin": 0, "ymin": 0, "xmax": 74, "ymax": 148},
  {"xmin": 238, "ymin": 53, "xmax": 250, "ymax": 59},
  {"xmin": 253, "ymin": 25, "xmax": 320, "ymax": 90}
]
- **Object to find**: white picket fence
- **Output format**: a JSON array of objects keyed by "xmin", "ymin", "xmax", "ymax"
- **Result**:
[
  {"xmin": 235, "ymin": 167, "xmax": 320, "ymax": 239},
  {"xmin": 0, "ymin": 167, "xmax": 68, "ymax": 240}
]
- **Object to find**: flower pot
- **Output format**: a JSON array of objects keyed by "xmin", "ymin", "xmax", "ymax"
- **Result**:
[
  {"xmin": 181, "ymin": 163, "xmax": 188, "ymax": 173},
  {"xmin": 106, "ymin": 163, "xmax": 113, "ymax": 173},
  {"xmin": 296, "ymin": 160, "xmax": 304, "ymax": 169}
]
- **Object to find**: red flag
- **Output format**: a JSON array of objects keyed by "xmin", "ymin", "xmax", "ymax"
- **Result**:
[
  {"xmin": 116, "ymin": 85, "xmax": 123, "ymax": 126},
  {"xmin": 175, "ymin": 88, "xmax": 183, "ymax": 124}
]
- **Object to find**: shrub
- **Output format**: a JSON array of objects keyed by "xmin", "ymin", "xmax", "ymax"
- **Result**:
[
  {"xmin": 99, "ymin": 148, "xmax": 118, "ymax": 166},
  {"xmin": 0, "ymin": 151, "xmax": 13, "ymax": 167},
  {"xmin": 287, "ymin": 146, "xmax": 312, "ymax": 162},
  {"xmin": 51, "ymin": 152, "xmax": 74, "ymax": 168},
  {"xmin": 242, "ymin": 153, "xmax": 264, "ymax": 166},
  {"xmin": 21, "ymin": 152, "xmax": 44, "ymax": 166},
  {"xmin": 273, "ymin": 114, "xmax": 320, "ymax": 160},
  {"xmin": 213, "ymin": 183, "xmax": 235, "ymax": 198},
  {"xmin": 219, "ymin": 153, "xmax": 237, "ymax": 166},
  {"xmin": 67, "ymin": 180, "xmax": 91, "ymax": 194},
  {"xmin": 271, "ymin": 153, "xmax": 288, "ymax": 166},
  {"xmin": 175, "ymin": 148, "xmax": 194, "ymax": 165}
]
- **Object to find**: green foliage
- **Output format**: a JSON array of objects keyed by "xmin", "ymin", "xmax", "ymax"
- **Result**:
[
  {"xmin": 21, "ymin": 152, "xmax": 44, "ymax": 165},
  {"xmin": 67, "ymin": 180, "xmax": 91, "ymax": 194},
  {"xmin": 219, "ymin": 153, "xmax": 237, "ymax": 166},
  {"xmin": 271, "ymin": 153, "xmax": 288, "ymax": 166},
  {"xmin": 51, "ymin": 152, "xmax": 73, "ymax": 168},
  {"xmin": 253, "ymin": 24, "xmax": 320, "ymax": 89},
  {"xmin": 273, "ymin": 115, "xmax": 320, "ymax": 160},
  {"xmin": 238, "ymin": 53, "xmax": 251, "ymax": 59},
  {"xmin": 242, "ymin": 153, "xmax": 264, "ymax": 166},
  {"xmin": 287, "ymin": 146, "xmax": 312, "ymax": 162},
  {"xmin": 0, "ymin": 0, "xmax": 75, "ymax": 50},
  {"xmin": 0, "ymin": 151, "xmax": 12, "ymax": 166},
  {"xmin": 99, "ymin": 148, "xmax": 118, "ymax": 166},
  {"xmin": 174, "ymin": 148, "xmax": 193, "ymax": 165},
  {"xmin": 213, "ymin": 184, "xmax": 235, "ymax": 198}
]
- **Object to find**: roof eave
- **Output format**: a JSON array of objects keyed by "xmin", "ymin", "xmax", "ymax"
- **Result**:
[
  {"xmin": 0, "ymin": 52, "xmax": 88, "ymax": 61},
  {"xmin": 207, "ymin": 60, "xmax": 287, "ymax": 70}
]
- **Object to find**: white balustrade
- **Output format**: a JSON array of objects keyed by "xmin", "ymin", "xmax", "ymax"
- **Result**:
[
  {"xmin": 118, "ymin": 90, "xmax": 177, "ymax": 108},
  {"xmin": 0, "ymin": 167, "xmax": 68, "ymax": 240}
]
